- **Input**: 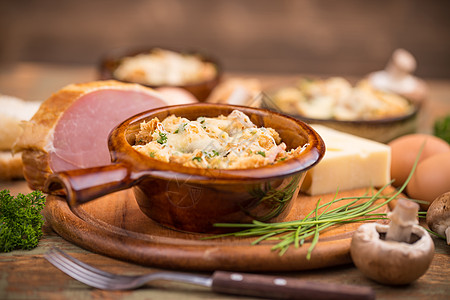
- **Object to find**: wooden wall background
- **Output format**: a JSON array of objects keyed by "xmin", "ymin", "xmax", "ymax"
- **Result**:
[{"xmin": 1, "ymin": 0, "xmax": 449, "ymax": 78}]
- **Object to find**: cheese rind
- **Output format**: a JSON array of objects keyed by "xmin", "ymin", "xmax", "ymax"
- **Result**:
[{"xmin": 301, "ymin": 125, "xmax": 391, "ymax": 195}]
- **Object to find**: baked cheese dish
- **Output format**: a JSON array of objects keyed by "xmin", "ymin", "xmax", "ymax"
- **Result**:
[
  {"xmin": 132, "ymin": 110, "xmax": 306, "ymax": 169},
  {"xmin": 114, "ymin": 48, "xmax": 217, "ymax": 86},
  {"xmin": 272, "ymin": 77, "xmax": 414, "ymax": 120}
]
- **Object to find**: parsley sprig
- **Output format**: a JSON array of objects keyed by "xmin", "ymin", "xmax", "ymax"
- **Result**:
[{"xmin": 0, "ymin": 190, "xmax": 46, "ymax": 252}]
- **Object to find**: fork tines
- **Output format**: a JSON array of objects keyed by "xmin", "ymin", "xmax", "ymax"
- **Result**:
[{"xmin": 44, "ymin": 247, "xmax": 131, "ymax": 290}]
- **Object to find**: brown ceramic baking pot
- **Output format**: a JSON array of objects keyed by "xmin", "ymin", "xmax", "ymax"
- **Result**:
[{"xmin": 46, "ymin": 104, "xmax": 325, "ymax": 233}]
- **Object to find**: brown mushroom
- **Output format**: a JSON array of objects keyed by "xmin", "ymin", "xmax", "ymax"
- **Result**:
[
  {"xmin": 426, "ymin": 192, "xmax": 450, "ymax": 245},
  {"xmin": 368, "ymin": 48, "xmax": 427, "ymax": 103},
  {"xmin": 350, "ymin": 199, "xmax": 434, "ymax": 285}
]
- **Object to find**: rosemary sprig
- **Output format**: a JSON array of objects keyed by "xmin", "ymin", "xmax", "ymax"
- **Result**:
[{"xmin": 205, "ymin": 142, "xmax": 425, "ymax": 258}]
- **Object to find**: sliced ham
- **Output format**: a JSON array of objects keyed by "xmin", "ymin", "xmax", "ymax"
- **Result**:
[{"xmin": 13, "ymin": 80, "xmax": 171, "ymax": 191}]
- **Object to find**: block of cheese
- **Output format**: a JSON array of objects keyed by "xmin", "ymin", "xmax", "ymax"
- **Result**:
[{"xmin": 300, "ymin": 124, "xmax": 391, "ymax": 196}]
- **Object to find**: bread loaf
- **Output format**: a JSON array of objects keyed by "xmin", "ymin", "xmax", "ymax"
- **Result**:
[
  {"xmin": 0, "ymin": 95, "xmax": 41, "ymax": 180},
  {"xmin": 0, "ymin": 95, "xmax": 41, "ymax": 150}
]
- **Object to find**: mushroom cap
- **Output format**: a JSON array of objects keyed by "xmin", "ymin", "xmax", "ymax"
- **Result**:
[
  {"xmin": 391, "ymin": 48, "xmax": 417, "ymax": 73},
  {"xmin": 350, "ymin": 223, "xmax": 434, "ymax": 285},
  {"xmin": 426, "ymin": 192, "xmax": 450, "ymax": 244}
]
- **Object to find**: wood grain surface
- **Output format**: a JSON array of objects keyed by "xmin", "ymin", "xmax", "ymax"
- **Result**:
[
  {"xmin": 1, "ymin": 64, "xmax": 449, "ymax": 299},
  {"xmin": 42, "ymin": 186, "xmax": 393, "ymax": 272}
]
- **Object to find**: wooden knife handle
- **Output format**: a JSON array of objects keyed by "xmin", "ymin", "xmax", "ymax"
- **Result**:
[{"xmin": 211, "ymin": 271, "xmax": 375, "ymax": 300}]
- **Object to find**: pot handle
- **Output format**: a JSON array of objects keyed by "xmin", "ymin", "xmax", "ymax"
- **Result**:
[{"xmin": 45, "ymin": 163, "xmax": 136, "ymax": 206}]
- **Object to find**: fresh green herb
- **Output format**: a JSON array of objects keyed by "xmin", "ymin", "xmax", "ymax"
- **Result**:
[
  {"xmin": 174, "ymin": 123, "xmax": 188, "ymax": 134},
  {"xmin": 256, "ymin": 151, "xmax": 266, "ymax": 157},
  {"xmin": 434, "ymin": 114, "xmax": 450, "ymax": 143},
  {"xmin": 149, "ymin": 152, "xmax": 155, "ymax": 158},
  {"xmin": 208, "ymin": 182, "xmax": 401, "ymax": 258},
  {"xmin": 205, "ymin": 150, "xmax": 220, "ymax": 158},
  {"xmin": 198, "ymin": 117, "xmax": 206, "ymax": 124},
  {"xmin": 192, "ymin": 156, "xmax": 202, "ymax": 162},
  {"xmin": 425, "ymin": 227, "xmax": 446, "ymax": 239},
  {"xmin": 206, "ymin": 142, "xmax": 425, "ymax": 258},
  {"xmin": 246, "ymin": 175, "xmax": 302, "ymax": 223},
  {"xmin": 157, "ymin": 132, "xmax": 168, "ymax": 144},
  {"xmin": 0, "ymin": 190, "xmax": 46, "ymax": 252}
]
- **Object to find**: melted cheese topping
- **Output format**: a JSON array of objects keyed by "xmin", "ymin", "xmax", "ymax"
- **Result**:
[
  {"xmin": 132, "ymin": 110, "xmax": 306, "ymax": 169},
  {"xmin": 272, "ymin": 77, "xmax": 414, "ymax": 120},
  {"xmin": 113, "ymin": 48, "xmax": 217, "ymax": 86}
]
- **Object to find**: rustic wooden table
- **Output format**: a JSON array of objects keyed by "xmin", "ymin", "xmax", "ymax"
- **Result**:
[{"xmin": 0, "ymin": 63, "xmax": 449, "ymax": 300}]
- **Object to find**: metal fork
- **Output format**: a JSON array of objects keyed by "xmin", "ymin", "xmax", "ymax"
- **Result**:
[{"xmin": 44, "ymin": 247, "xmax": 375, "ymax": 300}]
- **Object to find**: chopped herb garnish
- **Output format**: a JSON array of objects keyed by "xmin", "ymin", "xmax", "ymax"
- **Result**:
[
  {"xmin": 192, "ymin": 156, "xmax": 202, "ymax": 162},
  {"xmin": 149, "ymin": 152, "xmax": 155, "ymax": 158},
  {"xmin": 157, "ymin": 132, "xmax": 167, "ymax": 144},
  {"xmin": 256, "ymin": 151, "xmax": 266, "ymax": 157},
  {"xmin": 174, "ymin": 123, "xmax": 187, "ymax": 134},
  {"xmin": 204, "ymin": 149, "xmax": 220, "ymax": 158}
]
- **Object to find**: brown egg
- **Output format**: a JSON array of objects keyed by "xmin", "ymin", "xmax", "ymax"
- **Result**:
[
  {"xmin": 406, "ymin": 152, "xmax": 450, "ymax": 210},
  {"xmin": 388, "ymin": 134, "xmax": 450, "ymax": 187}
]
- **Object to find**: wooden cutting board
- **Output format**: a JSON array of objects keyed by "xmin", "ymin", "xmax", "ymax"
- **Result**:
[{"xmin": 43, "ymin": 186, "xmax": 397, "ymax": 272}]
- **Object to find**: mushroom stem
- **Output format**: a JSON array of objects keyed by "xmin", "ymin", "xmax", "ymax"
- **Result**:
[{"xmin": 386, "ymin": 198, "xmax": 419, "ymax": 243}]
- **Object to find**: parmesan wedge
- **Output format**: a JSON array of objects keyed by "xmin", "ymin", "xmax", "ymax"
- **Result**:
[{"xmin": 301, "ymin": 125, "xmax": 391, "ymax": 195}]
